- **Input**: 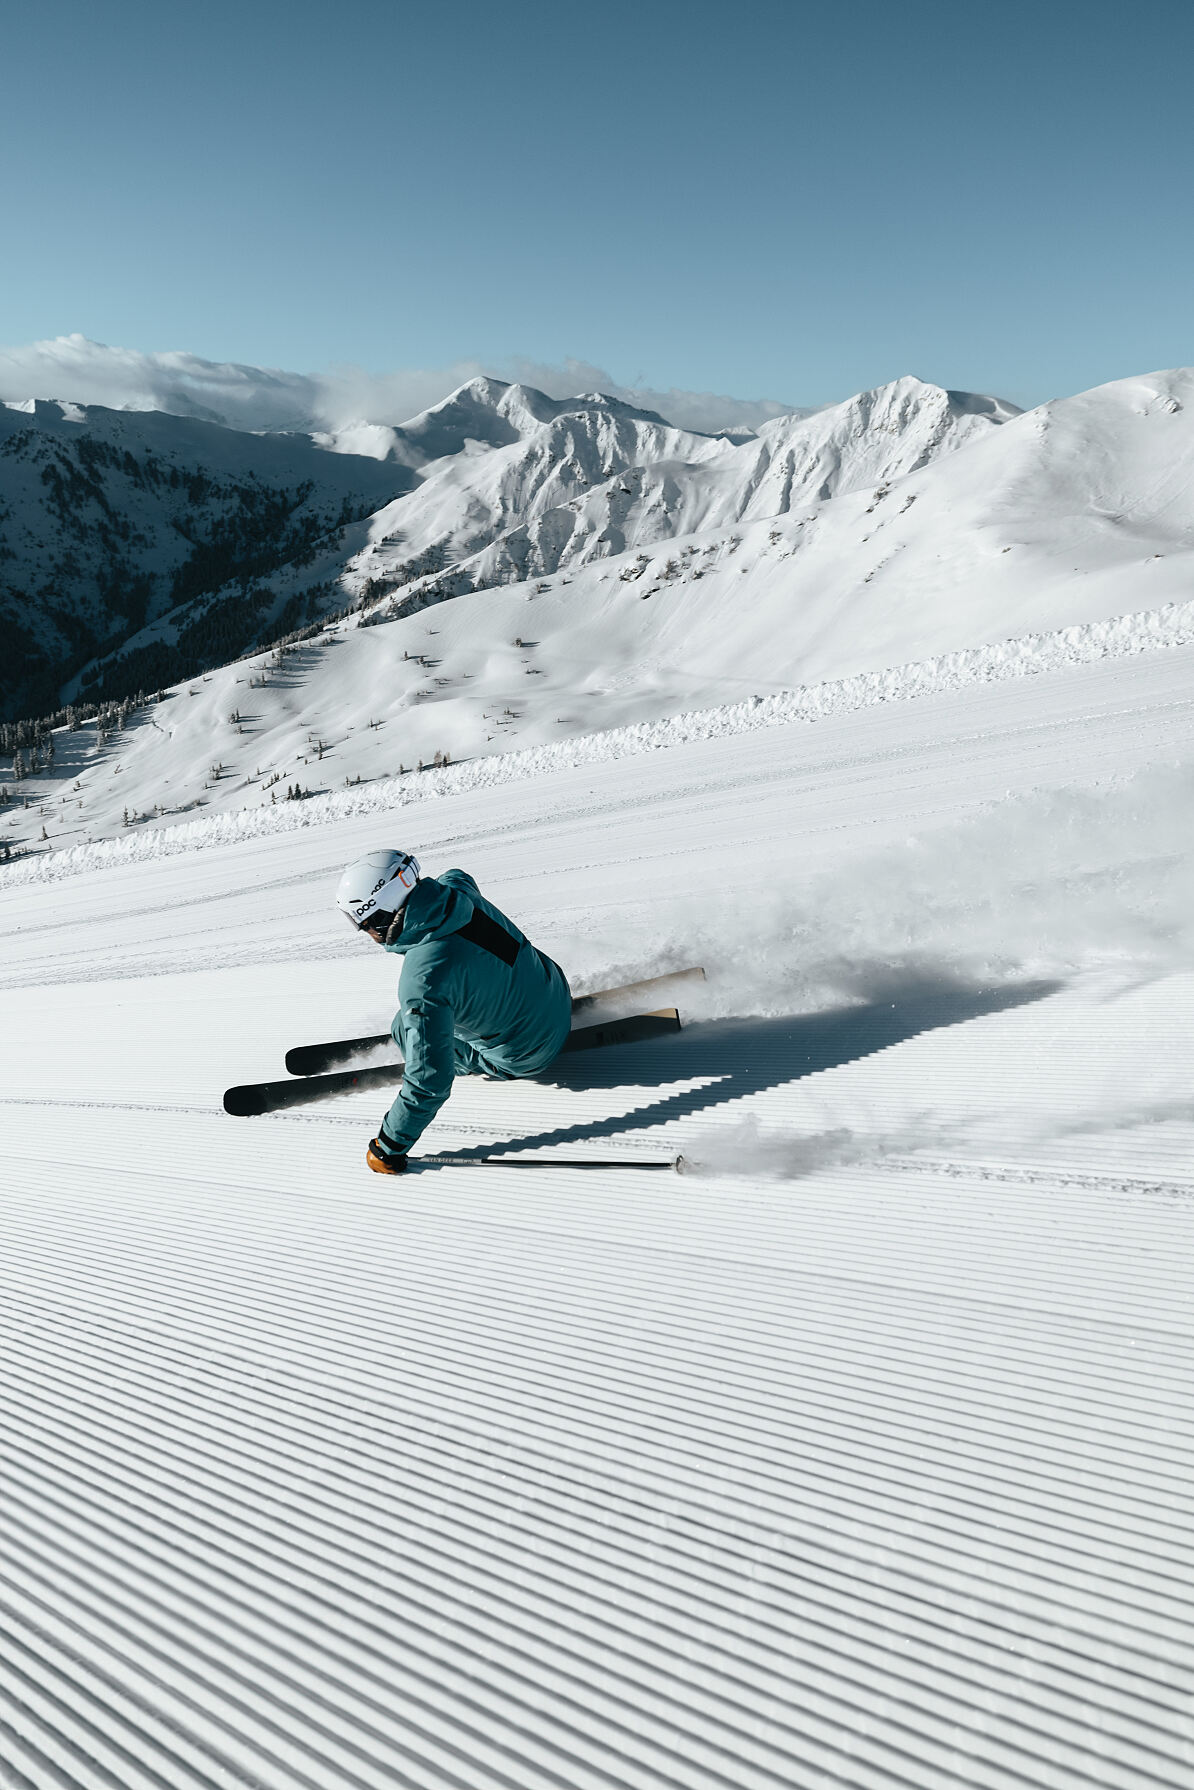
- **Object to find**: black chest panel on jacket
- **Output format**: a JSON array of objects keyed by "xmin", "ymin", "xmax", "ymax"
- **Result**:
[{"xmin": 455, "ymin": 908, "xmax": 520, "ymax": 967}]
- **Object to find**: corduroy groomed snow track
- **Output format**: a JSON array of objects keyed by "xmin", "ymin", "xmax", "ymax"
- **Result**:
[
  {"xmin": 1, "ymin": 1107, "xmax": 1191, "ymax": 1790},
  {"xmin": 1, "ymin": 647, "xmax": 1192, "ymax": 1789}
]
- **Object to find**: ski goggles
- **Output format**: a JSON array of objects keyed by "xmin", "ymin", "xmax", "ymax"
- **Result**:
[{"xmin": 351, "ymin": 907, "xmax": 397, "ymax": 940}]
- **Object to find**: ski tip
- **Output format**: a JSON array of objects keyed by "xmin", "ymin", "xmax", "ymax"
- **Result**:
[{"xmin": 223, "ymin": 1085, "xmax": 266, "ymax": 1117}]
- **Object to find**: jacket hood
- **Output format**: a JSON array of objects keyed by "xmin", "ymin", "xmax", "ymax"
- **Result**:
[{"xmin": 382, "ymin": 875, "xmax": 473, "ymax": 953}]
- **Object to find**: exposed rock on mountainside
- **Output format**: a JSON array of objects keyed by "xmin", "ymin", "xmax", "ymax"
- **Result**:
[{"xmin": 0, "ymin": 402, "xmax": 412, "ymax": 717}]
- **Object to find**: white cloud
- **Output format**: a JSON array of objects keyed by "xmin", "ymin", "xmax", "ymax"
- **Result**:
[
  {"xmin": 0, "ymin": 335, "xmax": 304, "ymax": 425},
  {"xmin": 310, "ymin": 359, "xmax": 491, "ymax": 431},
  {"xmin": 0, "ymin": 334, "xmax": 803, "ymax": 438},
  {"xmin": 503, "ymin": 355, "xmax": 804, "ymax": 434},
  {"xmin": 0, "ymin": 334, "xmax": 485, "ymax": 433}
]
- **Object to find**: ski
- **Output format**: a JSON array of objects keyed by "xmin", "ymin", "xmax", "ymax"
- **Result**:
[
  {"xmin": 225, "ymin": 1007, "xmax": 682, "ymax": 1117},
  {"xmin": 560, "ymin": 1007, "xmax": 680, "ymax": 1051},
  {"xmin": 283, "ymin": 965, "xmax": 704, "ymax": 1076},
  {"xmin": 283, "ymin": 1035, "xmax": 398, "ymax": 1078},
  {"xmin": 568, "ymin": 964, "xmax": 705, "ymax": 1018},
  {"xmin": 224, "ymin": 1059, "xmax": 406, "ymax": 1117}
]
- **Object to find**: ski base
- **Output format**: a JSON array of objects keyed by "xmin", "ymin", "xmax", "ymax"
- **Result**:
[
  {"xmin": 568, "ymin": 964, "xmax": 705, "ymax": 1019},
  {"xmin": 559, "ymin": 1008, "xmax": 679, "ymax": 1052}
]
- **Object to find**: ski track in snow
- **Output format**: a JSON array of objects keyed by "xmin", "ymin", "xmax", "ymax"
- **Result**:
[{"xmin": 1, "ymin": 646, "xmax": 1193, "ymax": 1788}]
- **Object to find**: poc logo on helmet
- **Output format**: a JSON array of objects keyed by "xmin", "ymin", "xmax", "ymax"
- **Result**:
[{"xmin": 336, "ymin": 849, "xmax": 422, "ymax": 933}]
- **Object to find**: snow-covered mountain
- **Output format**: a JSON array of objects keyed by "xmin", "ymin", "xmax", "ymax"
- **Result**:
[
  {"xmin": 0, "ymin": 370, "xmax": 1016, "ymax": 719},
  {"xmin": 0, "ymin": 400, "xmax": 412, "ymax": 717},
  {"xmin": 7, "ymin": 360, "xmax": 1194, "ymax": 861},
  {"xmin": 344, "ymin": 364, "xmax": 1193, "ymax": 718},
  {"xmin": 25, "ymin": 372, "xmax": 1013, "ymax": 718},
  {"xmin": 344, "ymin": 374, "xmax": 1018, "ymax": 599},
  {"xmin": 4, "ymin": 364, "xmax": 1192, "ymax": 859}
]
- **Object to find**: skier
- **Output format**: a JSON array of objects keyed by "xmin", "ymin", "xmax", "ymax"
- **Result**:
[{"xmin": 336, "ymin": 849, "xmax": 572, "ymax": 1173}]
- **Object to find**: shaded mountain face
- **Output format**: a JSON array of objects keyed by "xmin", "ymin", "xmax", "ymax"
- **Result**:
[{"xmin": 0, "ymin": 402, "xmax": 412, "ymax": 718}]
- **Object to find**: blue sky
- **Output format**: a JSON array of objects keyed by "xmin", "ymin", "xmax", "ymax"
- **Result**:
[{"xmin": 3, "ymin": 0, "xmax": 1192, "ymax": 409}]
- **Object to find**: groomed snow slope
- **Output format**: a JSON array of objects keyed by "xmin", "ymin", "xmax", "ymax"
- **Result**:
[
  {"xmin": 7, "ymin": 589, "xmax": 1194, "ymax": 875},
  {"xmin": 1, "ymin": 644, "xmax": 1192, "ymax": 1789}
]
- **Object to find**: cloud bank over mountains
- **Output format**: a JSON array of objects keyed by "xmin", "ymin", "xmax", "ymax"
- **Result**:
[{"xmin": 0, "ymin": 335, "xmax": 801, "ymax": 439}]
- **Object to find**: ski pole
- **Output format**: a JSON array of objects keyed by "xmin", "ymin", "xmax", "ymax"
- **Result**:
[{"xmin": 414, "ymin": 1154, "xmax": 685, "ymax": 1171}]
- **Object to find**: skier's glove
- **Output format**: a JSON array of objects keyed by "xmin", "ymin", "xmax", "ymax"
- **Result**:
[{"xmin": 367, "ymin": 1132, "xmax": 408, "ymax": 1175}]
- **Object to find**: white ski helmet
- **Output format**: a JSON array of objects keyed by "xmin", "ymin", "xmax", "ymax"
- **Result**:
[{"xmin": 336, "ymin": 848, "xmax": 420, "ymax": 934}]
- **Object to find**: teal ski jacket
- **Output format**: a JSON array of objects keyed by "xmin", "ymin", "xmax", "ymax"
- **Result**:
[{"xmin": 378, "ymin": 869, "xmax": 572, "ymax": 1155}]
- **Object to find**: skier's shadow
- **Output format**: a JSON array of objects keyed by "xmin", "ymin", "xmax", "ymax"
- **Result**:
[{"xmin": 438, "ymin": 976, "xmax": 1063, "ymax": 1161}]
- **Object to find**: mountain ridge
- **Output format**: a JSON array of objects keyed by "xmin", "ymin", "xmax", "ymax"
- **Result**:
[
  {"xmin": 341, "ymin": 373, "xmax": 1019, "ymax": 602},
  {"xmin": 1, "ymin": 371, "xmax": 1013, "ymax": 719}
]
